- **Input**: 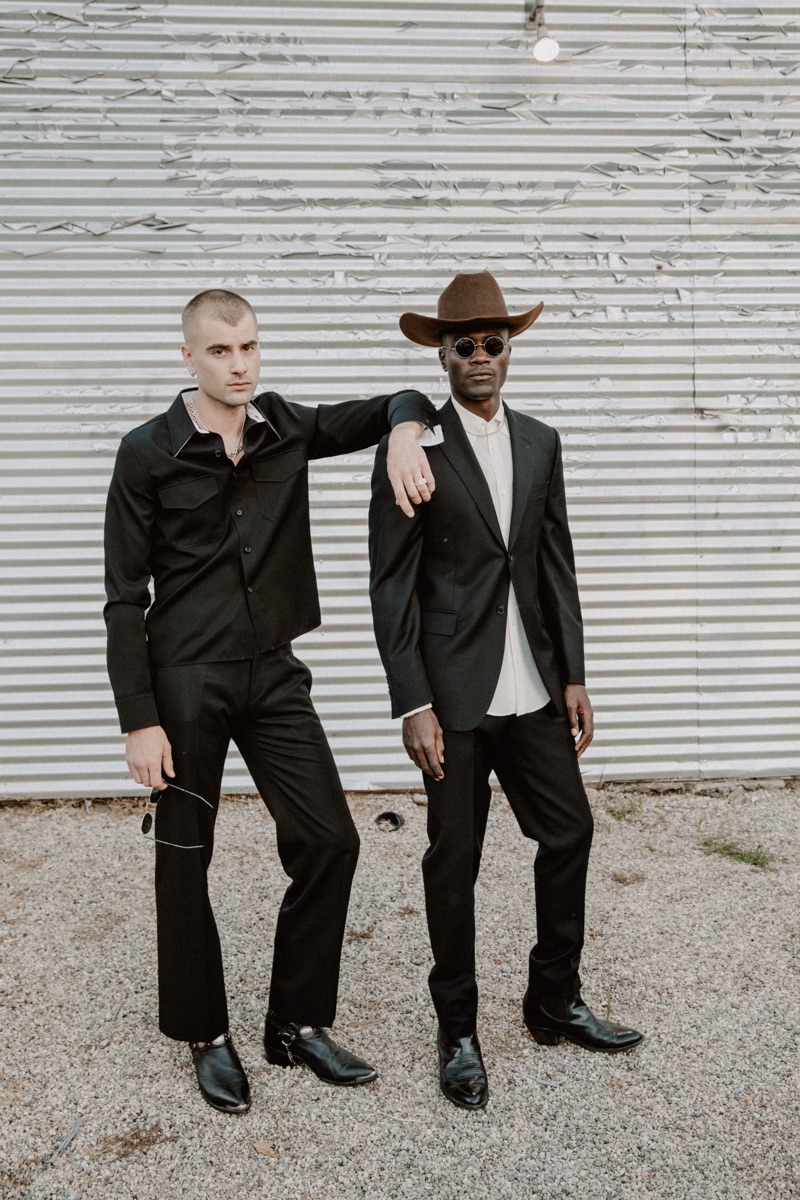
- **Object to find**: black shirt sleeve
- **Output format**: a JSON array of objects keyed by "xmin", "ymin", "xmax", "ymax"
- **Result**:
[
  {"xmin": 302, "ymin": 389, "xmax": 437, "ymax": 460},
  {"xmin": 103, "ymin": 437, "xmax": 161, "ymax": 733}
]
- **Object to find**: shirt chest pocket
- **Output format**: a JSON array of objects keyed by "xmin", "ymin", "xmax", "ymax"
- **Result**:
[
  {"xmin": 157, "ymin": 475, "xmax": 222, "ymax": 549},
  {"xmin": 251, "ymin": 449, "xmax": 307, "ymax": 519}
]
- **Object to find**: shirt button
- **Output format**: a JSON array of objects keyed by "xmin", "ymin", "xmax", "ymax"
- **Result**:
[
  {"xmin": 236, "ymin": 509, "xmax": 243, "ymax": 516},
  {"xmin": 244, "ymin": 546, "xmax": 252, "ymax": 553},
  {"xmin": 496, "ymin": 605, "xmax": 506, "ymax": 615}
]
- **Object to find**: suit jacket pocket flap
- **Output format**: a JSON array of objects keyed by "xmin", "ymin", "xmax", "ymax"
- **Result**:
[
  {"xmin": 252, "ymin": 448, "xmax": 306, "ymax": 482},
  {"xmin": 158, "ymin": 475, "xmax": 219, "ymax": 510},
  {"xmin": 421, "ymin": 609, "xmax": 458, "ymax": 636}
]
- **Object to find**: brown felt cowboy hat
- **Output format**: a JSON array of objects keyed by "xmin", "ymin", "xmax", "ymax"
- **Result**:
[{"xmin": 399, "ymin": 270, "xmax": 544, "ymax": 347}]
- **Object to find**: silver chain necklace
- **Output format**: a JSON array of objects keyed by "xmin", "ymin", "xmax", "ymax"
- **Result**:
[{"xmin": 186, "ymin": 396, "xmax": 246, "ymax": 460}]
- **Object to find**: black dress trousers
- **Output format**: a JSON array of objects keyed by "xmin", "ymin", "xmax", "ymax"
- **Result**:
[
  {"xmin": 422, "ymin": 704, "xmax": 594, "ymax": 1038},
  {"xmin": 152, "ymin": 646, "xmax": 359, "ymax": 1042}
]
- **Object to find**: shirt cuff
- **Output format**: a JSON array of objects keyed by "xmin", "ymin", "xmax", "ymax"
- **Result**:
[
  {"xmin": 417, "ymin": 425, "xmax": 444, "ymax": 447},
  {"xmin": 387, "ymin": 390, "xmax": 436, "ymax": 432},
  {"xmin": 116, "ymin": 693, "xmax": 161, "ymax": 735},
  {"xmin": 399, "ymin": 703, "xmax": 433, "ymax": 720}
]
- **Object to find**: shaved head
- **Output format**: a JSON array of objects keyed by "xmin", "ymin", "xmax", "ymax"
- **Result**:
[{"xmin": 182, "ymin": 289, "xmax": 257, "ymax": 345}]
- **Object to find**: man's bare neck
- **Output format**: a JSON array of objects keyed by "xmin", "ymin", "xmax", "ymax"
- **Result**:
[
  {"xmin": 452, "ymin": 394, "xmax": 502, "ymax": 422},
  {"xmin": 190, "ymin": 388, "xmax": 248, "ymax": 435}
]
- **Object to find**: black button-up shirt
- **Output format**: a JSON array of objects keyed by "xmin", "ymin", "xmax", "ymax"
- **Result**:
[{"xmin": 104, "ymin": 386, "xmax": 435, "ymax": 732}]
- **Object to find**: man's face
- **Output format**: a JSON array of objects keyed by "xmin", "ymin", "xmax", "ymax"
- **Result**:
[
  {"xmin": 438, "ymin": 324, "xmax": 511, "ymax": 414},
  {"xmin": 181, "ymin": 311, "xmax": 261, "ymax": 410}
]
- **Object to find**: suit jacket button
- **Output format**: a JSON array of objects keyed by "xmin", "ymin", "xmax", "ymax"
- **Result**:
[{"xmin": 496, "ymin": 605, "xmax": 506, "ymax": 615}]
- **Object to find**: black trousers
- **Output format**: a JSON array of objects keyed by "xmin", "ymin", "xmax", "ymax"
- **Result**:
[
  {"xmin": 422, "ymin": 705, "xmax": 594, "ymax": 1038},
  {"xmin": 151, "ymin": 647, "xmax": 359, "ymax": 1042}
]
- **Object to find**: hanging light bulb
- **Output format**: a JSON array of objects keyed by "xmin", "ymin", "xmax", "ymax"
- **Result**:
[{"xmin": 527, "ymin": 0, "xmax": 560, "ymax": 62}]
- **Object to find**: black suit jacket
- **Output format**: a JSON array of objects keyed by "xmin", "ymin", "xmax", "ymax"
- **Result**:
[{"xmin": 369, "ymin": 398, "xmax": 585, "ymax": 731}]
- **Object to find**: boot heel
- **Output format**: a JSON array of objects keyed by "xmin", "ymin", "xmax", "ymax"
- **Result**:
[
  {"xmin": 529, "ymin": 1026, "xmax": 560, "ymax": 1046},
  {"xmin": 265, "ymin": 1042, "xmax": 292, "ymax": 1067}
]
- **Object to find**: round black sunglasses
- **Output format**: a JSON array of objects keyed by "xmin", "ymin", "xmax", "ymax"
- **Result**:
[{"xmin": 446, "ymin": 336, "xmax": 509, "ymax": 359}]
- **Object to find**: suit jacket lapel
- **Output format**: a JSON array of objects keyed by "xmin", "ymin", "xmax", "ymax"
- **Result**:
[
  {"xmin": 507, "ymin": 404, "xmax": 539, "ymax": 550},
  {"xmin": 438, "ymin": 400, "xmax": 505, "ymax": 547}
]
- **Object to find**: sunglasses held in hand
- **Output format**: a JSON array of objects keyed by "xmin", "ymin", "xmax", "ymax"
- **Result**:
[{"xmin": 140, "ymin": 782, "xmax": 215, "ymax": 849}]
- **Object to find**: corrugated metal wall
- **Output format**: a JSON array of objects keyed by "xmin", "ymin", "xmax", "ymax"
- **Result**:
[{"xmin": 1, "ymin": 1, "xmax": 798, "ymax": 797}]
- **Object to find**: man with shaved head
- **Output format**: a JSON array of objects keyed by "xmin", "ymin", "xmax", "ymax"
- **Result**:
[
  {"xmin": 104, "ymin": 288, "xmax": 438, "ymax": 1113},
  {"xmin": 181, "ymin": 288, "xmax": 255, "ymax": 342}
]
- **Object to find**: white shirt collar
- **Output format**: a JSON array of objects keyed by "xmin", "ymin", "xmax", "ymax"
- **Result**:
[{"xmin": 452, "ymin": 398, "xmax": 508, "ymax": 437}]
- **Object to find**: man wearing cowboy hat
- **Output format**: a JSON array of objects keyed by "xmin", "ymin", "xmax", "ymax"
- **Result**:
[{"xmin": 369, "ymin": 271, "xmax": 643, "ymax": 1111}]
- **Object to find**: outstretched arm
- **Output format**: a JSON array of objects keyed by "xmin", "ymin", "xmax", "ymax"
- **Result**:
[
  {"xmin": 302, "ymin": 388, "xmax": 437, "ymax": 459},
  {"xmin": 298, "ymin": 388, "xmax": 439, "ymax": 513}
]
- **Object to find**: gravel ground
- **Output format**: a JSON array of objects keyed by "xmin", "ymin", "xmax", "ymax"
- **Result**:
[{"xmin": 1, "ymin": 779, "xmax": 798, "ymax": 1200}]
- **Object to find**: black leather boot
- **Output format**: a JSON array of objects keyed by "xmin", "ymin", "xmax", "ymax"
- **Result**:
[
  {"xmin": 264, "ymin": 1009, "xmax": 377, "ymax": 1085},
  {"xmin": 189, "ymin": 1034, "xmax": 251, "ymax": 1113},
  {"xmin": 437, "ymin": 1028, "xmax": 489, "ymax": 1110},
  {"xmin": 523, "ymin": 990, "xmax": 643, "ymax": 1053}
]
